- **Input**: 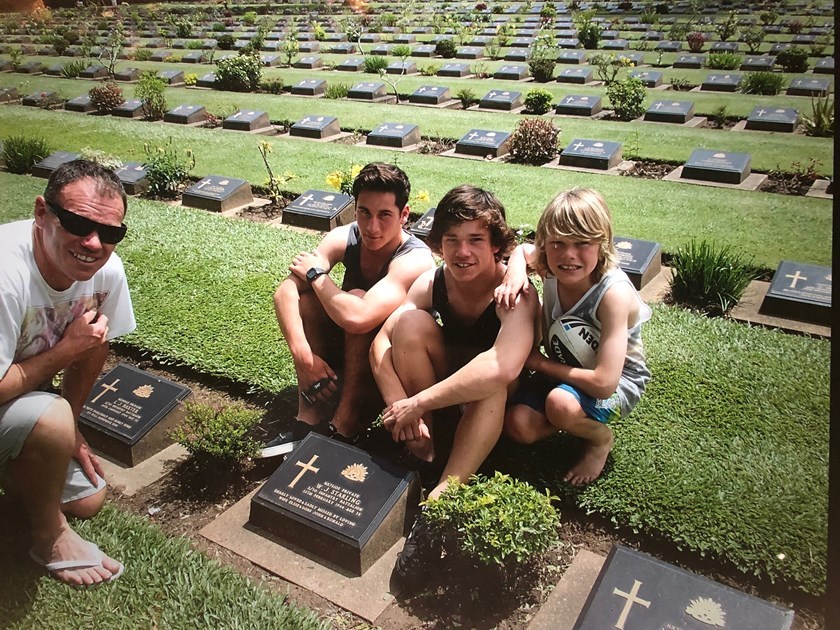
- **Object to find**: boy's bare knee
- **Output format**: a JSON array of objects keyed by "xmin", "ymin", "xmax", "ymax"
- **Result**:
[
  {"xmin": 545, "ymin": 390, "xmax": 582, "ymax": 430},
  {"xmin": 63, "ymin": 487, "xmax": 106, "ymax": 519},
  {"xmin": 503, "ymin": 413, "xmax": 539, "ymax": 444}
]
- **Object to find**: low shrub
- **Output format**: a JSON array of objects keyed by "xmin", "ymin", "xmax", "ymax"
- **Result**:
[
  {"xmin": 391, "ymin": 44, "xmax": 411, "ymax": 59},
  {"xmin": 60, "ymin": 59, "xmax": 87, "ymax": 78},
  {"xmin": 775, "ymin": 47, "xmax": 809, "ymax": 73},
  {"xmin": 215, "ymin": 33, "xmax": 235, "ymax": 50},
  {"xmin": 134, "ymin": 48, "xmax": 153, "ymax": 61},
  {"xmin": 170, "ymin": 402, "xmax": 262, "ymax": 465},
  {"xmin": 324, "ymin": 82, "xmax": 349, "ymax": 99},
  {"xmin": 606, "ymin": 76, "xmax": 646, "ymax": 120},
  {"xmin": 669, "ymin": 76, "xmax": 695, "ymax": 91},
  {"xmin": 740, "ymin": 71, "xmax": 784, "ymax": 95},
  {"xmin": 668, "ymin": 239, "xmax": 758, "ymax": 316},
  {"xmin": 435, "ymin": 38, "xmax": 456, "ymax": 58},
  {"xmin": 184, "ymin": 73, "xmax": 198, "ymax": 86},
  {"xmin": 88, "ymin": 81, "xmax": 123, "ymax": 113},
  {"xmin": 363, "ymin": 55, "xmax": 388, "ymax": 74},
  {"xmin": 142, "ymin": 137, "xmax": 195, "ymax": 199},
  {"xmin": 456, "ymin": 87, "xmax": 477, "ymax": 109},
  {"xmin": 524, "ymin": 88, "xmax": 554, "ymax": 114},
  {"xmin": 509, "ymin": 117, "xmax": 560, "ymax": 165},
  {"xmin": 706, "ymin": 52, "xmax": 741, "ymax": 70},
  {"xmin": 419, "ymin": 64, "xmax": 440, "ymax": 76},
  {"xmin": 741, "ymin": 25, "xmax": 765, "ymax": 54},
  {"xmin": 528, "ymin": 57, "xmax": 556, "ymax": 82},
  {"xmin": 135, "ymin": 71, "xmax": 167, "ymax": 120},
  {"xmin": 260, "ymin": 77, "xmax": 284, "ymax": 94},
  {"xmin": 215, "ymin": 52, "xmax": 262, "ymax": 92},
  {"xmin": 686, "ymin": 31, "xmax": 705, "ymax": 53},
  {"xmin": 2, "ymin": 135, "xmax": 52, "ymax": 174},
  {"xmin": 800, "ymin": 95, "xmax": 834, "ymax": 137}
]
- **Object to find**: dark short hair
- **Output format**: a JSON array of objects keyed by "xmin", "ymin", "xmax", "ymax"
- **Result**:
[
  {"xmin": 427, "ymin": 184, "xmax": 515, "ymax": 261},
  {"xmin": 44, "ymin": 160, "xmax": 127, "ymax": 217},
  {"xmin": 350, "ymin": 162, "xmax": 411, "ymax": 210}
]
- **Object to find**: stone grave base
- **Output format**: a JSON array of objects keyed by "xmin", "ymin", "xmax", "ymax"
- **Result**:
[
  {"xmin": 529, "ymin": 549, "xmax": 606, "ymax": 630},
  {"xmin": 347, "ymin": 95, "xmax": 398, "ymax": 105},
  {"xmin": 638, "ymin": 266, "xmax": 673, "ymax": 304},
  {"xmin": 730, "ymin": 281, "xmax": 831, "ymax": 338},
  {"xmin": 439, "ymin": 148, "xmax": 509, "ymax": 163},
  {"xmin": 98, "ymin": 442, "xmax": 189, "ymax": 497},
  {"xmin": 730, "ymin": 120, "xmax": 798, "ymax": 134},
  {"xmin": 401, "ymin": 99, "xmax": 461, "ymax": 110},
  {"xmin": 542, "ymin": 158, "xmax": 634, "ymax": 176},
  {"xmin": 650, "ymin": 83, "xmax": 672, "ymax": 90},
  {"xmin": 355, "ymin": 140, "xmax": 421, "ymax": 153},
  {"xmin": 806, "ymin": 179, "xmax": 832, "ymax": 199},
  {"xmin": 219, "ymin": 196, "xmax": 271, "ymax": 218},
  {"xmin": 287, "ymin": 130, "xmax": 354, "ymax": 143},
  {"xmin": 469, "ymin": 105, "xmax": 526, "ymax": 114},
  {"xmin": 223, "ymin": 124, "xmax": 276, "ymax": 136},
  {"xmin": 200, "ymin": 488, "xmax": 400, "ymax": 622},
  {"xmin": 493, "ymin": 76, "xmax": 533, "ymax": 82},
  {"xmin": 549, "ymin": 112, "xmax": 602, "ymax": 121},
  {"xmin": 663, "ymin": 167, "xmax": 767, "ymax": 191},
  {"xmin": 288, "ymin": 93, "xmax": 325, "ymax": 98},
  {"xmin": 640, "ymin": 116, "xmax": 707, "ymax": 128}
]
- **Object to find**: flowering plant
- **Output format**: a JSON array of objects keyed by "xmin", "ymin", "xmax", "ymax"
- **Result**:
[{"xmin": 326, "ymin": 164, "xmax": 363, "ymax": 195}]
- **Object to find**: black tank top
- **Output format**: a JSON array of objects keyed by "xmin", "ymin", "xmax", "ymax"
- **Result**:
[
  {"xmin": 431, "ymin": 266, "xmax": 500, "ymax": 351},
  {"xmin": 341, "ymin": 223, "xmax": 430, "ymax": 291}
]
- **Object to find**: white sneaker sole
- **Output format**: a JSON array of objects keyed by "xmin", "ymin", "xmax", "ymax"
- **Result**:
[{"xmin": 257, "ymin": 440, "xmax": 301, "ymax": 459}]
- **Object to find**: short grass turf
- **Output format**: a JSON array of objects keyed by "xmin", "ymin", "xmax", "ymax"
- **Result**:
[
  {"xmin": 0, "ymin": 173, "xmax": 828, "ymax": 594},
  {"xmin": 0, "ymin": 504, "xmax": 327, "ymax": 629}
]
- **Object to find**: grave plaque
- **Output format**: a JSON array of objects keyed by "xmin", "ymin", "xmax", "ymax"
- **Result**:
[
  {"xmin": 614, "ymin": 237, "xmax": 661, "ymax": 289},
  {"xmin": 289, "ymin": 115, "xmax": 340, "ymax": 139},
  {"xmin": 114, "ymin": 67, "xmax": 140, "ymax": 82},
  {"xmin": 31, "ymin": 151, "xmax": 79, "ymax": 179},
  {"xmin": 367, "ymin": 122, "xmax": 420, "ymax": 148},
  {"xmin": 330, "ymin": 43, "xmax": 356, "ymax": 55},
  {"xmin": 80, "ymin": 64, "xmax": 109, "ymax": 79},
  {"xmin": 437, "ymin": 62, "xmax": 471, "ymax": 77},
  {"xmin": 602, "ymin": 39, "xmax": 629, "ymax": 50},
  {"xmin": 195, "ymin": 72, "xmax": 217, "ymax": 88},
  {"xmin": 644, "ymin": 100, "xmax": 695, "ymax": 124},
  {"xmin": 759, "ymin": 261, "xmax": 831, "ymax": 326},
  {"xmin": 359, "ymin": 33, "xmax": 380, "ymax": 43},
  {"xmin": 149, "ymin": 50, "xmax": 171, "ymax": 62},
  {"xmin": 249, "ymin": 433, "xmax": 420, "ymax": 576},
  {"xmin": 600, "ymin": 30, "xmax": 619, "ymax": 40},
  {"xmin": 560, "ymin": 139, "xmax": 622, "ymax": 170},
  {"xmin": 710, "ymin": 41, "xmax": 738, "ymax": 53},
  {"xmin": 555, "ymin": 95, "xmax": 602, "ymax": 117},
  {"xmin": 336, "ymin": 57, "xmax": 364, "ymax": 72},
  {"xmin": 282, "ymin": 189, "xmax": 355, "ymax": 231},
  {"xmin": 65, "ymin": 95, "xmax": 96, "ymax": 113},
  {"xmin": 0, "ymin": 87, "xmax": 20, "ymax": 103},
  {"xmin": 223, "ymin": 109, "xmax": 272, "ymax": 132},
  {"xmin": 157, "ymin": 69, "xmax": 185, "ymax": 85},
  {"xmin": 410, "ymin": 206, "xmax": 436, "ymax": 239},
  {"xmin": 163, "ymin": 104, "xmax": 207, "ymax": 125},
  {"xmin": 0, "ymin": 60, "xmax": 13, "ymax": 73},
  {"xmin": 182, "ymin": 176, "xmax": 254, "ymax": 212},
  {"xmin": 574, "ymin": 545, "xmax": 794, "ymax": 630},
  {"xmin": 293, "ymin": 56, "xmax": 323, "ymax": 69},
  {"xmin": 260, "ymin": 53, "xmax": 281, "ymax": 67},
  {"xmin": 113, "ymin": 99, "xmax": 145, "ymax": 118},
  {"xmin": 616, "ymin": 51, "xmax": 644, "ymax": 65},
  {"xmin": 291, "ymin": 78, "xmax": 327, "ymax": 96},
  {"xmin": 504, "ymin": 48, "xmax": 530, "ymax": 62},
  {"xmin": 701, "ymin": 73, "xmax": 742, "ymax": 92},
  {"xmin": 22, "ymin": 91, "xmax": 62, "ymax": 108},
  {"xmin": 557, "ymin": 38, "xmax": 581, "ymax": 49},
  {"xmin": 298, "ymin": 41, "xmax": 321, "ymax": 53},
  {"xmin": 45, "ymin": 64, "xmax": 64, "ymax": 77},
  {"xmin": 786, "ymin": 77, "xmax": 830, "ymax": 97},
  {"xmin": 181, "ymin": 51, "xmax": 206, "ymax": 63},
  {"xmin": 682, "ymin": 149, "xmax": 751, "ymax": 184},
  {"xmin": 347, "ymin": 81, "xmax": 387, "ymax": 100},
  {"xmin": 411, "ymin": 44, "xmax": 436, "ymax": 57},
  {"xmin": 557, "ymin": 49, "xmax": 586, "ymax": 64},
  {"xmin": 79, "ymin": 363, "xmax": 191, "ymax": 467},
  {"xmin": 673, "ymin": 54, "xmax": 704, "ymax": 69},
  {"xmin": 629, "ymin": 70, "xmax": 662, "ymax": 88},
  {"xmin": 479, "ymin": 89, "xmax": 523, "ymax": 111},
  {"xmin": 455, "ymin": 46, "xmax": 483, "ymax": 59},
  {"xmin": 510, "ymin": 37, "xmax": 534, "ymax": 47},
  {"xmin": 392, "ymin": 34, "xmax": 416, "ymax": 44},
  {"xmin": 655, "ymin": 40, "xmax": 682, "ymax": 52},
  {"xmin": 792, "ymin": 34, "xmax": 816, "ymax": 44},
  {"xmin": 493, "ymin": 64, "xmax": 530, "ymax": 80},
  {"xmin": 386, "ymin": 60, "xmax": 417, "ymax": 75},
  {"xmin": 15, "ymin": 61, "xmax": 44, "ymax": 74},
  {"xmin": 745, "ymin": 107, "xmax": 798, "ymax": 132},
  {"xmin": 557, "ymin": 67, "xmax": 593, "ymax": 84},
  {"xmin": 740, "ymin": 55, "xmax": 775, "ymax": 71},
  {"xmin": 454, "ymin": 129, "xmax": 512, "ymax": 158},
  {"xmin": 409, "ymin": 85, "xmax": 451, "ymax": 105},
  {"xmin": 769, "ymin": 43, "xmax": 792, "ymax": 55},
  {"xmin": 113, "ymin": 162, "xmax": 150, "ymax": 195},
  {"xmin": 813, "ymin": 57, "xmax": 834, "ymax": 74},
  {"xmin": 370, "ymin": 43, "xmax": 392, "ymax": 55}
]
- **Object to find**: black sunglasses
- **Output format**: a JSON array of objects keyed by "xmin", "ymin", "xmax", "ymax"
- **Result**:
[{"xmin": 45, "ymin": 200, "xmax": 127, "ymax": 245}]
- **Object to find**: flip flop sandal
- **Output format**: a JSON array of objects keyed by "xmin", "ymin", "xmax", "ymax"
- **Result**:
[{"xmin": 29, "ymin": 541, "xmax": 125, "ymax": 588}]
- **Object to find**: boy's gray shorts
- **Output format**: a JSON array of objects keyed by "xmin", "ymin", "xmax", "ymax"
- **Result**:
[{"xmin": 0, "ymin": 391, "xmax": 106, "ymax": 504}]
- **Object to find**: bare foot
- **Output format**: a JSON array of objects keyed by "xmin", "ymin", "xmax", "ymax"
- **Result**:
[
  {"xmin": 31, "ymin": 524, "xmax": 122, "ymax": 587},
  {"xmin": 564, "ymin": 432, "xmax": 614, "ymax": 486}
]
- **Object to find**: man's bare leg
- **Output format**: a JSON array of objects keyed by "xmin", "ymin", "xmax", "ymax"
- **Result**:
[
  {"xmin": 331, "ymin": 328, "xmax": 378, "ymax": 437},
  {"xmin": 296, "ymin": 291, "xmax": 341, "ymax": 425},
  {"xmin": 7, "ymin": 398, "xmax": 121, "ymax": 586},
  {"xmin": 391, "ymin": 311, "xmax": 448, "ymax": 462}
]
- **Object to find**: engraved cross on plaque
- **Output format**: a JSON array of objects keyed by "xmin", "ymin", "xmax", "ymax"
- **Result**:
[
  {"xmin": 572, "ymin": 141, "xmax": 585, "ymax": 150},
  {"xmin": 786, "ymin": 270, "xmax": 806, "ymax": 288},
  {"xmin": 91, "ymin": 379, "xmax": 120, "ymax": 403},
  {"xmin": 612, "ymin": 579, "xmax": 651, "ymax": 629},
  {"xmin": 297, "ymin": 193, "xmax": 315, "ymax": 206},
  {"xmin": 289, "ymin": 454, "xmax": 320, "ymax": 488},
  {"xmin": 756, "ymin": 108, "xmax": 767, "ymax": 117}
]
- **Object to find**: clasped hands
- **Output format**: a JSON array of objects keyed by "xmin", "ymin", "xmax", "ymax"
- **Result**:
[{"xmin": 381, "ymin": 397, "xmax": 431, "ymax": 443}]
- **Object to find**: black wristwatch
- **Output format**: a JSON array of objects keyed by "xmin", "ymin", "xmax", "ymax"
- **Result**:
[{"xmin": 306, "ymin": 267, "xmax": 327, "ymax": 284}]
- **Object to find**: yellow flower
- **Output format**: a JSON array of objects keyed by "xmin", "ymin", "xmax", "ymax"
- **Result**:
[
  {"xmin": 259, "ymin": 141, "xmax": 272, "ymax": 154},
  {"xmin": 326, "ymin": 172, "xmax": 342, "ymax": 190},
  {"xmin": 350, "ymin": 164, "xmax": 363, "ymax": 179},
  {"xmin": 414, "ymin": 190, "xmax": 430, "ymax": 203}
]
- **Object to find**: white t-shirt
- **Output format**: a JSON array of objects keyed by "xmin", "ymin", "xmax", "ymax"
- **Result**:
[{"xmin": 0, "ymin": 219, "xmax": 136, "ymax": 379}]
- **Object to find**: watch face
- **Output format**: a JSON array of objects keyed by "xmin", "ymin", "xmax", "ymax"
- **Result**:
[{"xmin": 307, "ymin": 267, "xmax": 325, "ymax": 282}]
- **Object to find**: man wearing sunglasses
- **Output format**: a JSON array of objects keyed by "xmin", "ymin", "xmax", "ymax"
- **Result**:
[{"xmin": 0, "ymin": 160, "xmax": 135, "ymax": 587}]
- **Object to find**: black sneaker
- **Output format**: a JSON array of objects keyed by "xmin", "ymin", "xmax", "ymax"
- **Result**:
[
  {"xmin": 258, "ymin": 421, "xmax": 326, "ymax": 459},
  {"xmin": 392, "ymin": 511, "xmax": 435, "ymax": 590},
  {"xmin": 328, "ymin": 422, "xmax": 371, "ymax": 447}
]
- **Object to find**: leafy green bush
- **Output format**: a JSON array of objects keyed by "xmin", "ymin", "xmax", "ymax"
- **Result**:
[
  {"xmin": 363, "ymin": 55, "xmax": 388, "ymax": 74},
  {"xmin": 134, "ymin": 47, "xmax": 153, "ymax": 61},
  {"xmin": 606, "ymin": 76, "xmax": 646, "ymax": 120},
  {"xmin": 706, "ymin": 52, "xmax": 741, "ymax": 70},
  {"xmin": 142, "ymin": 137, "xmax": 195, "ymax": 199},
  {"xmin": 801, "ymin": 95, "xmax": 834, "ymax": 137},
  {"xmin": 216, "ymin": 52, "xmax": 262, "ymax": 92},
  {"xmin": 524, "ymin": 88, "xmax": 554, "ymax": 114},
  {"xmin": 324, "ymin": 82, "xmax": 349, "ymax": 99},
  {"xmin": 669, "ymin": 76, "xmax": 695, "ymax": 91},
  {"xmin": 88, "ymin": 81, "xmax": 124, "ymax": 113},
  {"xmin": 170, "ymin": 402, "xmax": 262, "ymax": 464},
  {"xmin": 775, "ymin": 47, "xmax": 809, "ymax": 73},
  {"xmin": 2, "ymin": 135, "xmax": 52, "ymax": 174},
  {"xmin": 135, "ymin": 71, "xmax": 167, "ymax": 120},
  {"xmin": 391, "ymin": 44, "xmax": 411, "ymax": 58},
  {"xmin": 740, "ymin": 71, "xmax": 784, "ymax": 95},
  {"xmin": 215, "ymin": 33, "xmax": 235, "ymax": 50},
  {"xmin": 60, "ymin": 59, "xmax": 87, "ymax": 78},
  {"xmin": 668, "ymin": 239, "xmax": 758, "ymax": 315},
  {"xmin": 419, "ymin": 64, "xmax": 440, "ymax": 76},
  {"xmin": 528, "ymin": 57, "xmax": 556, "ymax": 83},
  {"xmin": 456, "ymin": 87, "xmax": 477, "ymax": 109},
  {"xmin": 714, "ymin": 10, "xmax": 739, "ymax": 42},
  {"xmin": 241, "ymin": 10, "xmax": 257, "ymax": 25},
  {"xmin": 435, "ymin": 38, "xmax": 456, "ymax": 58},
  {"xmin": 260, "ymin": 77, "xmax": 284, "ymax": 94},
  {"xmin": 741, "ymin": 25, "xmax": 765, "ymax": 54},
  {"xmin": 527, "ymin": 33, "xmax": 557, "ymax": 82},
  {"xmin": 573, "ymin": 9, "xmax": 602, "ymax": 49},
  {"xmin": 509, "ymin": 117, "xmax": 560, "ymax": 165},
  {"xmin": 425, "ymin": 472, "xmax": 559, "ymax": 567}
]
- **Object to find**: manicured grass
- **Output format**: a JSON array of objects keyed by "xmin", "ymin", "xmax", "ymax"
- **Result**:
[
  {"xmin": 0, "ymin": 173, "xmax": 829, "ymax": 594},
  {"xmin": 0, "ymin": 113, "xmax": 832, "ymax": 269},
  {"xmin": 0, "ymin": 504, "xmax": 327, "ymax": 629},
  {"xmin": 0, "ymin": 68, "xmax": 833, "ymax": 173}
]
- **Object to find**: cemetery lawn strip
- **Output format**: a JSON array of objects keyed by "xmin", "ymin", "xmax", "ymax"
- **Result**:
[
  {"xmin": 0, "ymin": 503, "xmax": 327, "ymax": 630},
  {"xmin": 0, "ymin": 78, "xmax": 833, "ymax": 174},
  {"xmin": 0, "ymin": 119, "xmax": 832, "ymax": 269}
]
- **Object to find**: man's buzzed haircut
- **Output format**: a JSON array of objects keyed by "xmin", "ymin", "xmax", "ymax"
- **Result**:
[
  {"xmin": 44, "ymin": 160, "xmax": 128, "ymax": 216},
  {"xmin": 427, "ymin": 184, "xmax": 515, "ymax": 261},
  {"xmin": 351, "ymin": 162, "xmax": 411, "ymax": 210}
]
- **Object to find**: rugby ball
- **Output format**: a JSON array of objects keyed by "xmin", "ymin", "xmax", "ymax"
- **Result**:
[{"xmin": 547, "ymin": 316, "xmax": 600, "ymax": 369}]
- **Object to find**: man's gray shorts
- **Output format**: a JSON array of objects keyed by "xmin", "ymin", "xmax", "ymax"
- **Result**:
[{"xmin": 0, "ymin": 391, "xmax": 106, "ymax": 504}]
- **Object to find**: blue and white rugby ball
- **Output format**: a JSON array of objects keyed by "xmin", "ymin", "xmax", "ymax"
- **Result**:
[{"xmin": 547, "ymin": 316, "xmax": 600, "ymax": 369}]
